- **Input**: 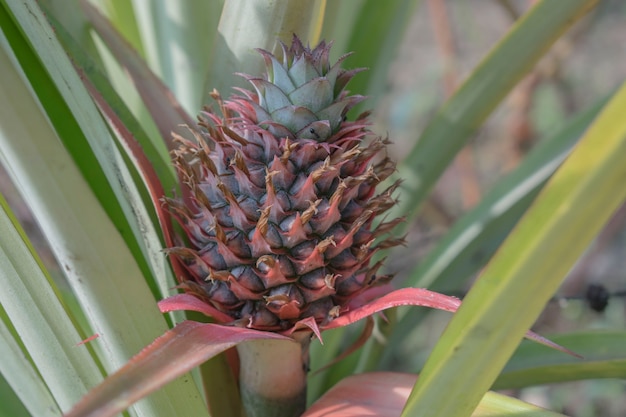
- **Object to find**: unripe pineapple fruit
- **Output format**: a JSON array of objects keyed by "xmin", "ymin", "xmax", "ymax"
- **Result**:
[{"xmin": 166, "ymin": 35, "xmax": 402, "ymax": 333}]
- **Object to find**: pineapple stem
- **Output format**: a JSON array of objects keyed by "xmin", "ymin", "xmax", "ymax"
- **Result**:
[{"xmin": 237, "ymin": 332, "xmax": 311, "ymax": 417}]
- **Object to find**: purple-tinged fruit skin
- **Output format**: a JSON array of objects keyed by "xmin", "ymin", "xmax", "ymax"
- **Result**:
[{"xmin": 166, "ymin": 35, "xmax": 403, "ymax": 333}]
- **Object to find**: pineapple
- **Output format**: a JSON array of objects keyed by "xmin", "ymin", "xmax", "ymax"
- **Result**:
[{"xmin": 165, "ymin": 35, "xmax": 402, "ymax": 334}]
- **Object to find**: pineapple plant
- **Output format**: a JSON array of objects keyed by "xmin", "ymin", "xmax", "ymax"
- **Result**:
[
  {"xmin": 3, "ymin": 1, "xmax": 626, "ymax": 417},
  {"xmin": 165, "ymin": 36, "xmax": 402, "ymax": 334}
]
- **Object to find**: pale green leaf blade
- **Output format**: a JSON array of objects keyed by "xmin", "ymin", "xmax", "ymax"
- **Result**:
[
  {"xmin": 38, "ymin": 0, "xmax": 104, "ymax": 67},
  {"xmin": 0, "ymin": 315, "xmax": 62, "ymax": 417},
  {"xmin": 0, "ymin": 0, "xmax": 149, "ymax": 273},
  {"xmin": 47, "ymin": 10, "xmax": 178, "ymax": 196},
  {"xmin": 80, "ymin": 1, "xmax": 197, "ymax": 152},
  {"xmin": 0, "ymin": 6, "xmax": 208, "ymax": 416},
  {"xmin": 0, "ymin": 0, "xmax": 168, "ymax": 297},
  {"xmin": 82, "ymin": 0, "xmax": 166, "ymax": 166},
  {"xmin": 96, "ymin": 0, "xmax": 144, "ymax": 56},
  {"xmin": 131, "ymin": 0, "xmax": 223, "ymax": 113},
  {"xmin": 0, "ymin": 190, "xmax": 102, "ymax": 411},
  {"xmin": 206, "ymin": 0, "xmax": 326, "ymax": 98},
  {"xmin": 390, "ymin": 0, "xmax": 600, "ymax": 229},
  {"xmin": 401, "ymin": 78, "xmax": 626, "ymax": 417},
  {"xmin": 495, "ymin": 331, "xmax": 626, "ymax": 390},
  {"xmin": 3, "ymin": 0, "xmax": 182, "ymax": 303},
  {"xmin": 474, "ymin": 391, "xmax": 564, "ymax": 417}
]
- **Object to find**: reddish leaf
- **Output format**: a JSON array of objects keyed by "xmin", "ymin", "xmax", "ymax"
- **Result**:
[
  {"xmin": 158, "ymin": 293, "xmax": 234, "ymax": 323},
  {"xmin": 304, "ymin": 372, "xmax": 566, "ymax": 416},
  {"xmin": 345, "ymin": 283, "xmax": 395, "ymax": 310},
  {"xmin": 303, "ymin": 372, "xmax": 416, "ymax": 417},
  {"xmin": 321, "ymin": 288, "xmax": 580, "ymax": 357},
  {"xmin": 313, "ymin": 318, "xmax": 375, "ymax": 375},
  {"xmin": 64, "ymin": 321, "xmax": 289, "ymax": 417},
  {"xmin": 76, "ymin": 333, "xmax": 100, "ymax": 346},
  {"xmin": 321, "ymin": 288, "xmax": 461, "ymax": 330},
  {"xmin": 522, "ymin": 331, "xmax": 583, "ymax": 359},
  {"xmin": 159, "ymin": 296, "xmax": 326, "ymax": 340},
  {"xmin": 284, "ymin": 316, "xmax": 323, "ymax": 341},
  {"xmin": 159, "ymin": 288, "xmax": 579, "ymax": 361}
]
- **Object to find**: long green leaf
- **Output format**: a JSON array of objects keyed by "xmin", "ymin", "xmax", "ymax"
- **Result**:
[
  {"xmin": 130, "ymin": 0, "xmax": 223, "ymax": 113},
  {"xmin": 0, "ymin": 188, "xmax": 101, "ymax": 411},
  {"xmin": 96, "ymin": 0, "xmax": 144, "ymax": 56},
  {"xmin": 85, "ymin": 0, "xmax": 165, "ymax": 166},
  {"xmin": 0, "ymin": 314, "xmax": 61, "ymax": 417},
  {"xmin": 0, "ymin": 6, "xmax": 208, "ymax": 416},
  {"xmin": 401, "ymin": 77, "xmax": 626, "ymax": 416},
  {"xmin": 495, "ymin": 331, "xmax": 626, "ymax": 390},
  {"xmin": 80, "ymin": 1, "xmax": 196, "ymax": 154},
  {"xmin": 47, "ymin": 12, "xmax": 182, "ymax": 290},
  {"xmin": 0, "ymin": 0, "xmax": 165, "ymax": 296},
  {"xmin": 389, "ymin": 0, "xmax": 599, "ymax": 229},
  {"xmin": 205, "ymin": 0, "xmax": 327, "ymax": 98},
  {"xmin": 37, "ymin": 0, "xmax": 104, "ymax": 68},
  {"xmin": 47, "ymin": 11, "xmax": 178, "ymax": 198},
  {"xmin": 404, "ymin": 97, "xmax": 609, "ymax": 291},
  {"xmin": 380, "ymin": 97, "xmax": 609, "ymax": 369}
]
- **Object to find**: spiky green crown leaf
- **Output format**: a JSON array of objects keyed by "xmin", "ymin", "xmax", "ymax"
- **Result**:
[
  {"xmin": 240, "ymin": 37, "xmax": 366, "ymax": 140},
  {"xmin": 166, "ymin": 35, "xmax": 403, "ymax": 332}
]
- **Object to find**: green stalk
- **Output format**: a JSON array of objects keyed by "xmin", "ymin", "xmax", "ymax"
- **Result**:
[{"xmin": 237, "ymin": 333, "xmax": 311, "ymax": 417}]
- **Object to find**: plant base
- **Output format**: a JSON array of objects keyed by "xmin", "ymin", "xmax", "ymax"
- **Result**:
[{"xmin": 237, "ymin": 332, "xmax": 311, "ymax": 417}]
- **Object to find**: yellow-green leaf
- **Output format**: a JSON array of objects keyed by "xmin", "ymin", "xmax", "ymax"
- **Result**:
[{"xmin": 401, "ymin": 75, "xmax": 626, "ymax": 417}]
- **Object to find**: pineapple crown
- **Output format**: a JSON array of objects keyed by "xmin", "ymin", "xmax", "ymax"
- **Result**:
[
  {"xmin": 238, "ymin": 35, "xmax": 365, "ymax": 141},
  {"xmin": 166, "ymin": 35, "xmax": 403, "ymax": 333}
]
